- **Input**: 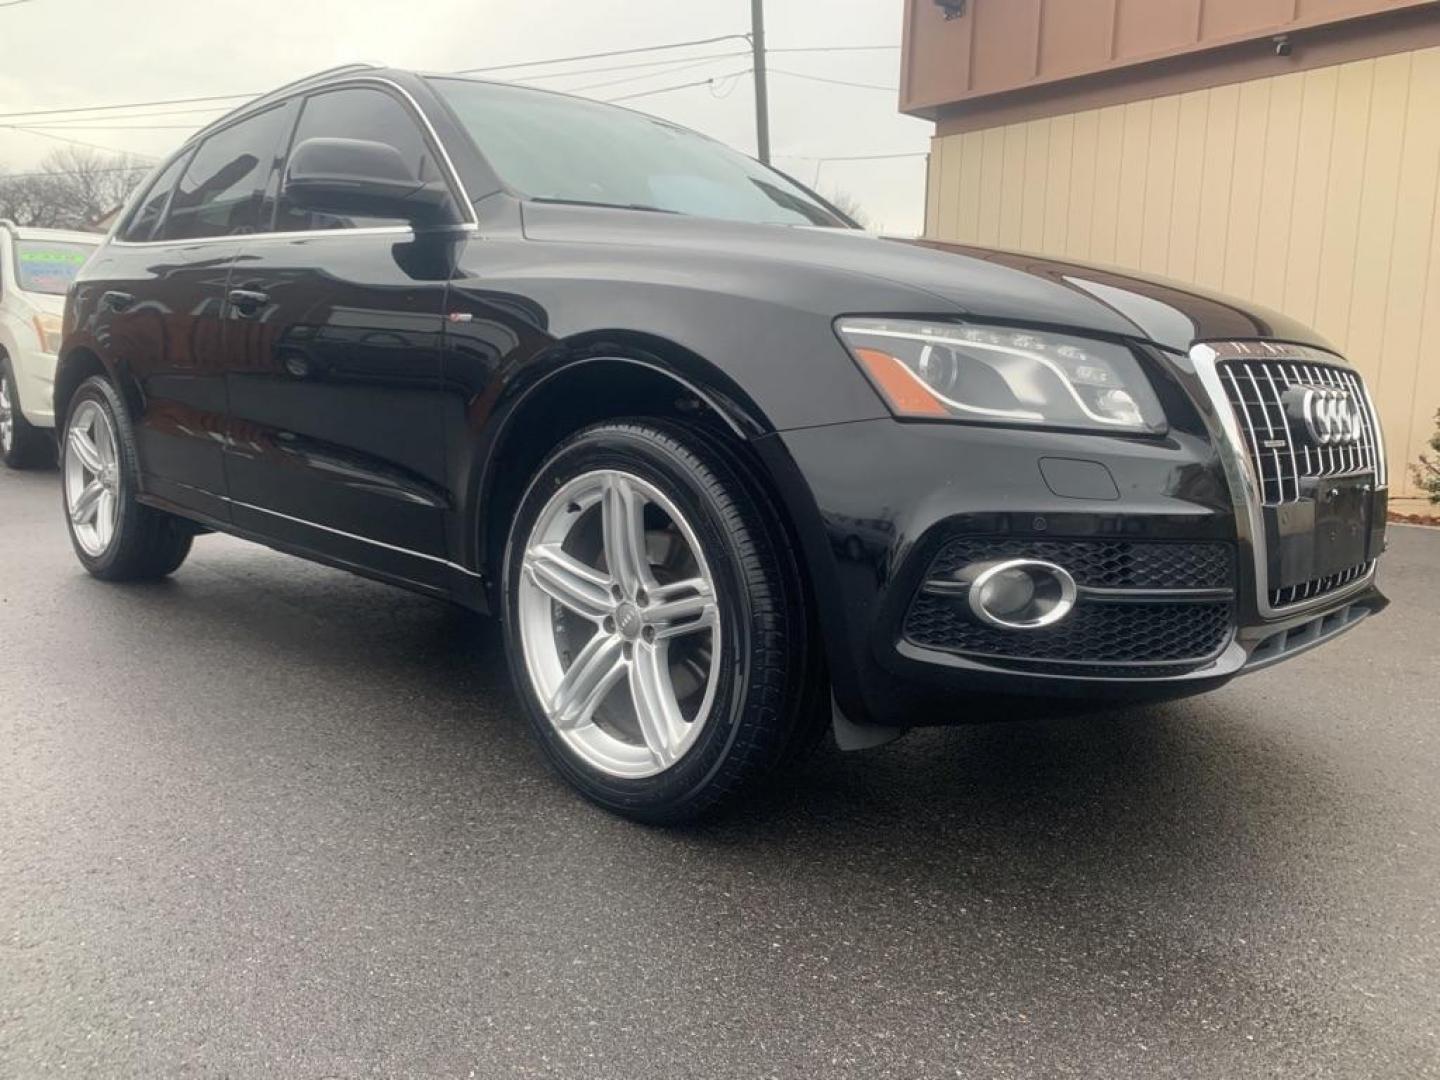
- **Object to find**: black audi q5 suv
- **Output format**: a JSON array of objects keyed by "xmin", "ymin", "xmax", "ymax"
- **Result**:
[{"xmin": 58, "ymin": 64, "xmax": 1389, "ymax": 822}]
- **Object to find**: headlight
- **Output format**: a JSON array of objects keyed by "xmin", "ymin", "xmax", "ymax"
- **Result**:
[
  {"xmin": 836, "ymin": 317, "xmax": 1166, "ymax": 434},
  {"xmin": 33, "ymin": 313, "xmax": 63, "ymax": 355}
]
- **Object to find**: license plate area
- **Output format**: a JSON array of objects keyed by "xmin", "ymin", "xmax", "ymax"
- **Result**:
[{"xmin": 1264, "ymin": 475, "xmax": 1377, "ymax": 590}]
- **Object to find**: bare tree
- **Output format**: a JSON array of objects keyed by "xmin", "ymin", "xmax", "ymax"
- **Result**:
[
  {"xmin": 824, "ymin": 189, "xmax": 873, "ymax": 230},
  {"xmin": 0, "ymin": 147, "xmax": 150, "ymax": 230}
]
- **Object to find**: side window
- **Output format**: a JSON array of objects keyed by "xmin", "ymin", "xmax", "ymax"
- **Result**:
[
  {"xmin": 275, "ymin": 87, "xmax": 450, "ymax": 231},
  {"xmin": 120, "ymin": 153, "xmax": 189, "ymax": 242},
  {"xmin": 159, "ymin": 106, "xmax": 290, "ymax": 241}
]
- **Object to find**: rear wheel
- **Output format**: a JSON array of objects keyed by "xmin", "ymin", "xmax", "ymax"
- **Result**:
[
  {"xmin": 0, "ymin": 355, "xmax": 54, "ymax": 470},
  {"xmin": 502, "ymin": 421, "xmax": 815, "ymax": 824},
  {"xmin": 62, "ymin": 376, "xmax": 192, "ymax": 580}
]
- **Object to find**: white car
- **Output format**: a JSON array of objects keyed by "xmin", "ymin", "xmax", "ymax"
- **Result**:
[{"xmin": 0, "ymin": 221, "xmax": 100, "ymax": 468}]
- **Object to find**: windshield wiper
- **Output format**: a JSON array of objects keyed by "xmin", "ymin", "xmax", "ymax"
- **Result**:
[{"xmin": 529, "ymin": 196, "xmax": 681, "ymax": 215}]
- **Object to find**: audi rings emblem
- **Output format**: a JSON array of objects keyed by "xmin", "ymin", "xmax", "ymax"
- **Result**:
[{"xmin": 1283, "ymin": 385, "xmax": 1363, "ymax": 447}]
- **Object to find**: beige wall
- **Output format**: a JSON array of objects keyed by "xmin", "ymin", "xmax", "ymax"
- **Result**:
[{"xmin": 925, "ymin": 45, "xmax": 1440, "ymax": 497}]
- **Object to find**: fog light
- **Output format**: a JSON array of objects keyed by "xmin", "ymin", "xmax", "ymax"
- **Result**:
[
  {"xmin": 963, "ymin": 559, "xmax": 1077, "ymax": 629},
  {"xmin": 976, "ymin": 566, "xmax": 1035, "ymax": 616}
]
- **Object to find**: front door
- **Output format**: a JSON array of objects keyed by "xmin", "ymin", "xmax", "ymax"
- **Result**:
[{"xmin": 220, "ymin": 84, "xmax": 458, "ymax": 586}]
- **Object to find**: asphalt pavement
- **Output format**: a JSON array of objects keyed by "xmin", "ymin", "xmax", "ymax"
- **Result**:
[{"xmin": 1, "ymin": 466, "xmax": 1437, "ymax": 1079}]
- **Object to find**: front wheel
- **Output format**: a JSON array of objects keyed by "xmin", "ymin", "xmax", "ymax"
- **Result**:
[
  {"xmin": 61, "ymin": 376, "xmax": 192, "ymax": 580},
  {"xmin": 502, "ymin": 421, "xmax": 816, "ymax": 824}
]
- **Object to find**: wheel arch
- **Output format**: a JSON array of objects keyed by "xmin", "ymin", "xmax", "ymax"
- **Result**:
[
  {"xmin": 470, "ymin": 332, "xmax": 802, "ymax": 605},
  {"xmin": 54, "ymin": 345, "xmax": 142, "ymax": 428}
]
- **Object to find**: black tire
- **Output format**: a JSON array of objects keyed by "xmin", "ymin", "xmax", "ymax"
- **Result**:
[
  {"xmin": 501, "ymin": 420, "xmax": 817, "ymax": 824},
  {"xmin": 0, "ymin": 354, "xmax": 55, "ymax": 470},
  {"xmin": 61, "ymin": 376, "xmax": 193, "ymax": 581}
]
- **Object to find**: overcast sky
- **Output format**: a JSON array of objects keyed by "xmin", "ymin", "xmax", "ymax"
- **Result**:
[{"xmin": 0, "ymin": 0, "xmax": 932, "ymax": 234}]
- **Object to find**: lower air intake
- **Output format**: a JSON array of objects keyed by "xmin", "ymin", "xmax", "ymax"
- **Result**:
[{"xmin": 905, "ymin": 595, "xmax": 1233, "ymax": 666}]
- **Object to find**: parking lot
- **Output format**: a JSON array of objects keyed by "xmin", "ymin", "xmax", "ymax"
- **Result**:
[{"xmin": 1, "ymin": 465, "xmax": 1437, "ymax": 1079}]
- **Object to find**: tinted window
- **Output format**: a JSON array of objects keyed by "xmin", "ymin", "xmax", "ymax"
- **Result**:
[
  {"xmin": 121, "ymin": 153, "xmax": 189, "ymax": 242},
  {"xmin": 13, "ymin": 240, "xmax": 97, "ymax": 294},
  {"xmin": 161, "ymin": 106, "xmax": 290, "ymax": 240},
  {"xmin": 429, "ymin": 77, "xmax": 846, "ymax": 228},
  {"xmin": 276, "ymin": 87, "xmax": 447, "ymax": 231}
]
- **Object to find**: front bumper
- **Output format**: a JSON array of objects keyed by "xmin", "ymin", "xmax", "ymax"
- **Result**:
[
  {"xmin": 9, "ymin": 345, "xmax": 59, "ymax": 428},
  {"xmin": 758, "ymin": 405, "xmax": 1387, "ymax": 728}
]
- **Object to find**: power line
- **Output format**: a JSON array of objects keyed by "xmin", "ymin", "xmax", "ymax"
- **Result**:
[
  {"xmin": 567, "ymin": 54, "xmax": 748, "ymax": 95},
  {"xmin": 454, "ymin": 35, "xmax": 750, "ymax": 76},
  {"xmin": 0, "ymin": 91, "xmax": 257, "ymax": 123},
  {"xmin": 0, "ymin": 124, "xmax": 160, "ymax": 158},
  {"xmin": 26, "ymin": 104, "xmax": 235, "ymax": 126},
  {"xmin": 17, "ymin": 124, "xmax": 201, "ymax": 131},
  {"xmin": 779, "ymin": 151, "xmax": 927, "ymax": 162},
  {"xmin": 768, "ymin": 45, "xmax": 900, "ymax": 53},
  {"xmin": 0, "ymin": 0, "xmax": 40, "ymax": 8},
  {"xmin": 516, "ymin": 51, "xmax": 748, "ymax": 83},
  {"xmin": 2, "ymin": 164, "xmax": 150, "ymax": 180},
  {"xmin": 0, "ymin": 42, "xmax": 747, "ymax": 125},
  {"xmin": 769, "ymin": 69, "xmax": 897, "ymax": 92},
  {"xmin": 0, "ymin": 42, "xmax": 750, "ymax": 123},
  {"xmin": 604, "ymin": 70, "xmax": 752, "ymax": 104},
  {"xmin": 0, "ymin": 40, "xmax": 896, "ymax": 126}
]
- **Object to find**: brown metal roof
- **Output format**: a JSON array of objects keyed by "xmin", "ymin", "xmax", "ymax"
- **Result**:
[{"xmin": 901, "ymin": 0, "xmax": 1439, "ymax": 119}]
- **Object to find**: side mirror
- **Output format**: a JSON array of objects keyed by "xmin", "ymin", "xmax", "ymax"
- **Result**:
[{"xmin": 283, "ymin": 137, "xmax": 457, "ymax": 226}]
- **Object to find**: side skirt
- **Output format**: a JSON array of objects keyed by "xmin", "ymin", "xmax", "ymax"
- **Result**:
[{"xmin": 135, "ymin": 489, "xmax": 490, "ymax": 613}]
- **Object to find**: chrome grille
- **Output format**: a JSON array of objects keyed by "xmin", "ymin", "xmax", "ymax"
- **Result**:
[
  {"xmin": 1194, "ymin": 341, "xmax": 1385, "ymax": 617},
  {"xmin": 1216, "ymin": 355, "xmax": 1386, "ymax": 505}
]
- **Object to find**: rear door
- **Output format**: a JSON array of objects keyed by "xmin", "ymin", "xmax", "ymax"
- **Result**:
[
  {"xmin": 89, "ymin": 104, "xmax": 294, "ymax": 520},
  {"xmin": 220, "ymin": 84, "xmax": 458, "ymax": 583}
]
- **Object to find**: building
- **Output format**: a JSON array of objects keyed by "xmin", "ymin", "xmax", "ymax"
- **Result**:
[{"xmin": 900, "ymin": 0, "xmax": 1440, "ymax": 502}]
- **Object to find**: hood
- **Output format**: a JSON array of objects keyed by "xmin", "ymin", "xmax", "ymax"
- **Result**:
[
  {"xmin": 519, "ymin": 202, "xmax": 1331, "ymax": 355},
  {"xmin": 898, "ymin": 239, "xmax": 1330, "ymax": 354}
]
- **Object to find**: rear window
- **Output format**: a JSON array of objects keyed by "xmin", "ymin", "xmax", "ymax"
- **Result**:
[
  {"xmin": 121, "ymin": 153, "xmax": 189, "ymax": 243},
  {"xmin": 13, "ymin": 241, "xmax": 97, "ymax": 295},
  {"xmin": 160, "ymin": 105, "xmax": 290, "ymax": 240}
]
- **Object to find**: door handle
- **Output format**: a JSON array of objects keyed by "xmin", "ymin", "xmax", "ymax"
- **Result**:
[
  {"xmin": 228, "ymin": 288, "xmax": 270, "ymax": 317},
  {"xmin": 101, "ymin": 290, "xmax": 135, "ymax": 313}
]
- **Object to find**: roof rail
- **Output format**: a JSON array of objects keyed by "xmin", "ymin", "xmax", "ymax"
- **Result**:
[
  {"xmin": 245, "ymin": 62, "xmax": 382, "ymax": 111},
  {"xmin": 192, "ymin": 62, "xmax": 383, "ymax": 140}
]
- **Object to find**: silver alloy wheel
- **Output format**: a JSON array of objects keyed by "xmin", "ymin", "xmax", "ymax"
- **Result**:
[
  {"xmin": 518, "ymin": 469, "xmax": 722, "ymax": 779},
  {"xmin": 64, "ymin": 400, "xmax": 121, "ymax": 557},
  {"xmin": 0, "ymin": 373, "xmax": 12, "ymax": 454}
]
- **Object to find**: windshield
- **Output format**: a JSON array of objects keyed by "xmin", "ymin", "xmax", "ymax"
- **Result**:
[
  {"xmin": 430, "ymin": 77, "xmax": 850, "ymax": 229},
  {"xmin": 13, "ymin": 240, "xmax": 96, "ymax": 296}
]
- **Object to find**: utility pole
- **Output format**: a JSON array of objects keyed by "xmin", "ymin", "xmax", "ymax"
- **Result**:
[{"xmin": 750, "ymin": 0, "xmax": 771, "ymax": 164}]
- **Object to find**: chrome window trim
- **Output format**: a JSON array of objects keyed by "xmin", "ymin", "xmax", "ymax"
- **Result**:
[
  {"xmin": 110, "ymin": 223, "xmax": 479, "ymax": 249},
  {"xmin": 110, "ymin": 75, "xmax": 477, "ymax": 249},
  {"xmin": 1189, "ymin": 341, "xmax": 1381, "ymax": 620}
]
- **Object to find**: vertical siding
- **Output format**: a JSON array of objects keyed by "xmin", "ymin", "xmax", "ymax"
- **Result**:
[
  {"xmin": 1043, "ymin": 115, "xmax": 1075, "ymax": 253},
  {"xmin": 924, "ymin": 45, "xmax": 1440, "ymax": 497},
  {"xmin": 1020, "ymin": 119, "xmax": 1051, "ymax": 252},
  {"xmin": 1065, "ymin": 110, "xmax": 1099, "ymax": 260},
  {"xmin": 1165, "ymin": 90, "xmax": 1208, "ymax": 282}
]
